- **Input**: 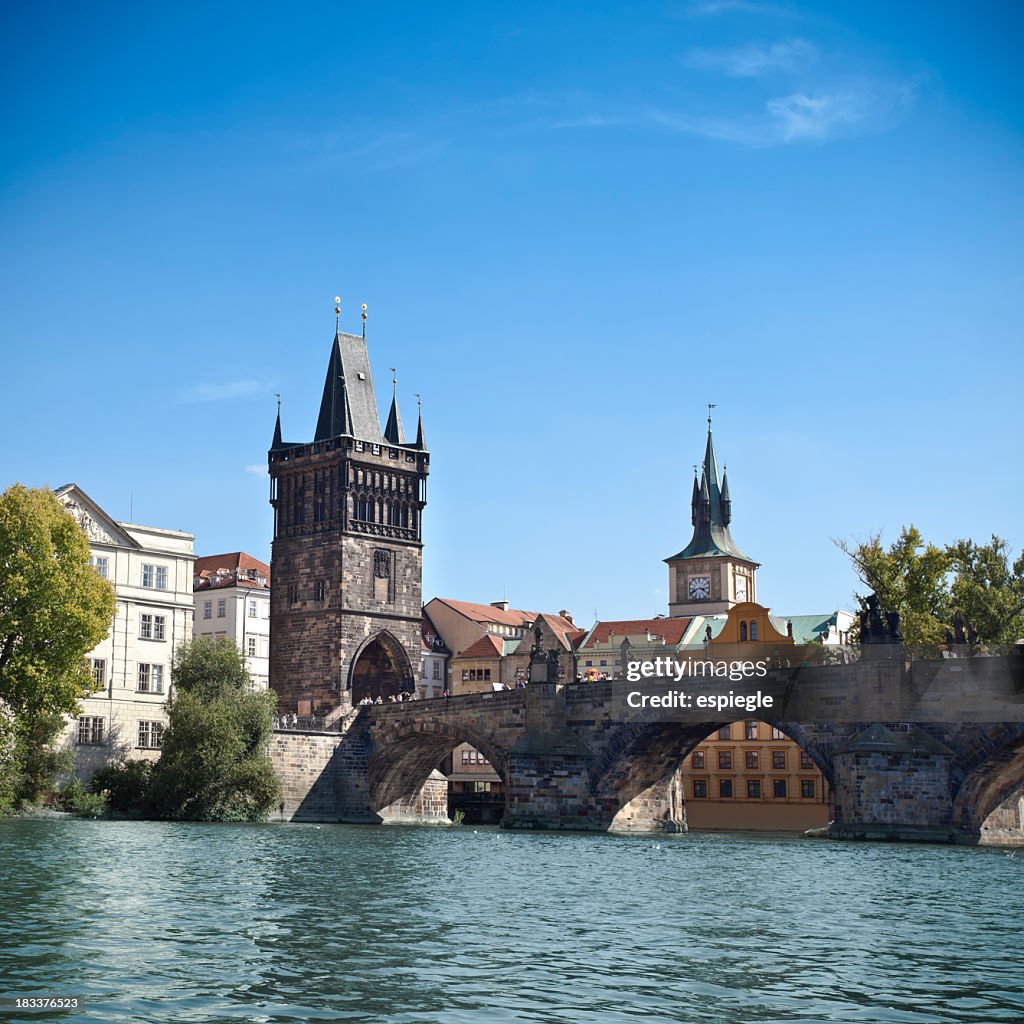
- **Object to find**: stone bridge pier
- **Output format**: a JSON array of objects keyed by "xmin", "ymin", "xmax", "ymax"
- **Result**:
[{"xmin": 268, "ymin": 656, "xmax": 1024, "ymax": 843}]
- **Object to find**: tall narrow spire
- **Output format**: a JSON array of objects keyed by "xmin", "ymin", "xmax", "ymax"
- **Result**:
[
  {"xmin": 271, "ymin": 393, "xmax": 282, "ymax": 449},
  {"xmin": 665, "ymin": 411, "xmax": 754, "ymax": 564},
  {"xmin": 414, "ymin": 394, "xmax": 426, "ymax": 450},
  {"xmin": 383, "ymin": 368, "xmax": 406, "ymax": 445}
]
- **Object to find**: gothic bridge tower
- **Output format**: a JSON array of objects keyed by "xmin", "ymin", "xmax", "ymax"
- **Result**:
[
  {"xmin": 268, "ymin": 319, "xmax": 429, "ymax": 713},
  {"xmin": 665, "ymin": 413, "xmax": 758, "ymax": 617}
]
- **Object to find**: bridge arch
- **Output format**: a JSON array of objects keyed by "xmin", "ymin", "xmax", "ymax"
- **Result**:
[
  {"xmin": 950, "ymin": 723, "xmax": 1024, "ymax": 838},
  {"xmin": 348, "ymin": 629, "xmax": 414, "ymax": 704},
  {"xmin": 365, "ymin": 714, "xmax": 511, "ymax": 816},
  {"xmin": 590, "ymin": 716, "xmax": 836, "ymax": 832}
]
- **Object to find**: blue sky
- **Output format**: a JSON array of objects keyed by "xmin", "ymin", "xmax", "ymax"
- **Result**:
[{"xmin": 2, "ymin": 1, "xmax": 1022, "ymax": 622}]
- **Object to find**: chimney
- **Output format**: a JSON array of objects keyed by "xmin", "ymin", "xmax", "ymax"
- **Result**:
[
  {"xmin": 491, "ymin": 600, "xmax": 509, "ymax": 612},
  {"xmin": 559, "ymin": 609, "xmax": 573, "ymax": 624}
]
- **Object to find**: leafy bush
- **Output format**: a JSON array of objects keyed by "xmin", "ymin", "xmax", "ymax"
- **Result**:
[
  {"xmin": 59, "ymin": 776, "xmax": 108, "ymax": 818},
  {"xmin": 90, "ymin": 760, "xmax": 155, "ymax": 817}
]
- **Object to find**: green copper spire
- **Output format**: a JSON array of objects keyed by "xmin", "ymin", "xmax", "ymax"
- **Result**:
[{"xmin": 666, "ymin": 417, "xmax": 754, "ymax": 562}]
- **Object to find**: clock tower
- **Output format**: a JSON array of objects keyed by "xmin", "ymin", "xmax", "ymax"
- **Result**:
[{"xmin": 665, "ymin": 416, "xmax": 759, "ymax": 617}]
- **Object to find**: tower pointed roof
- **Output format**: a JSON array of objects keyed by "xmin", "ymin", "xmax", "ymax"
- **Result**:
[
  {"xmin": 689, "ymin": 472, "xmax": 700, "ymax": 527},
  {"xmin": 383, "ymin": 378, "xmax": 406, "ymax": 445},
  {"xmin": 414, "ymin": 401, "xmax": 426, "ymax": 451},
  {"xmin": 314, "ymin": 331, "xmax": 382, "ymax": 442},
  {"xmin": 666, "ymin": 421, "xmax": 756, "ymax": 564},
  {"xmin": 272, "ymin": 410, "xmax": 283, "ymax": 449}
]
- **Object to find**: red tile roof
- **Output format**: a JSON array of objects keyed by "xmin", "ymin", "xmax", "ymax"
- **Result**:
[
  {"xmin": 452, "ymin": 634, "xmax": 504, "ymax": 660},
  {"xmin": 534, "ymin": 612, "xmax": 587, "ymax": 651},
  {"xmin": 421, "ymin": 613, "xmax": 450, "ymax": 654},
  {"xmin": 193, "ymin": 552, "xmax": 270, "ymax": 591},
  {"xmin": 582, "ymin": 617, "xmax": 692, "ymax": 649},
  {"xmin": 430, "ymin": 597, "xmax": 538, "ymax": 628}
]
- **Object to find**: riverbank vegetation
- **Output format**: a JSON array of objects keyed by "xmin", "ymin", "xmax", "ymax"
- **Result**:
[
  {"xmin": 0, "ymin": 485, "xmax": 116, "ymax": 814},
  {"xmin": 95, "ymin": 638, "xmax": 282, "ymax": 821}
]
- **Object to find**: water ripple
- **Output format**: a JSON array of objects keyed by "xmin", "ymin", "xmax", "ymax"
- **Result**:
[{"xmin": 1, "ymin": 820, "xmax": 1022, "ymax": 1022}]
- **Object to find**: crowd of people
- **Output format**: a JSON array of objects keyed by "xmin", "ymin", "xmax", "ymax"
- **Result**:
[{"xmin": 356, "ymin": 691, "xmax": 419, "ymax": 705}]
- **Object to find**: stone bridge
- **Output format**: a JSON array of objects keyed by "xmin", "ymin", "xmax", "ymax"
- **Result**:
[{"xmin": 270, "ymin": 654, "xmax": 1024, "ymax": 843}]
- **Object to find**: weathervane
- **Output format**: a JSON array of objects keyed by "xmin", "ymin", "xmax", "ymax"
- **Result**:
[
  {"xmin": 275, "ymin": 393, "xmax": 281, "ymax": 415},
  {"xmin": 334, "ymin": 295, "xmax": 341, "ymax": 332},
  {"xmin": 361, "ymin": 303, "xmax": 368, "ymax": 339},
  {"xmin": 707, "ymin": 402, "xmax": 716, "ymax": 429},
  {"xmin": 389, "ymin": 367, "xmax": 397, "ymax": 396}
]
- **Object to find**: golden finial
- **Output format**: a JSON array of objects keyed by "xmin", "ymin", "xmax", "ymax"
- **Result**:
[{"xmin": 334, "ymin": 295, "xmax": 341, "ymax": 331}]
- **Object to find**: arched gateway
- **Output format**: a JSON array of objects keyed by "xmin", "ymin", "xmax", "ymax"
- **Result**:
[{"xmin": 349, "ymin": 630, "xmax": 415, "ymax": 704}]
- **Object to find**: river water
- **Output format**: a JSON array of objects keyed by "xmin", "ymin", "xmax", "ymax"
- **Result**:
[{"xmin": 0, "ymin": 818, "xmax": 1021, "ymax": 1023}]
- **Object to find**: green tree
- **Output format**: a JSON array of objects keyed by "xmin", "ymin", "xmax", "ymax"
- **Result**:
[
  {"xmin": 948, "ymin": 536, "xmax": 1024, "ymax": 645},
  {"xmin": 836, "ymin": 526, "xmax": 952, "ymax": 645},
  {"xmin": 0, "ymin": 485, "xmax": 116, "ymax": 809},
  {"xmin": 148, "ymin": 637, "xmax": 281, "ymax": 821}
]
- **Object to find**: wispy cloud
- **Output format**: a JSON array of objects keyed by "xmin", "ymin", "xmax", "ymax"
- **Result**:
[
  {"xmin": 244, "ymin": 464, "xmax": 266, "ymax": 476},
  {"xmin": 766, "ymin": 91, "xmax": 863, "ymax": 141},
  {"xmin": 682, "ymin": 39, "xmax": 817, "ymax": 77},
  {"xmin": 680, "ymin": 0, "xmax": 798, "ymax": 18},
  {"xmin": 648, "ymin": 79, "xmax": 913, "ymax": 146},
  {"xmin": 183, "ymin": 380, "xmax": 263, "ymax": 402}
]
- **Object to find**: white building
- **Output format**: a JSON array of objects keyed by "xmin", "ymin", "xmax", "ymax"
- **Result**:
[
  {"xmin": 419, "ymin": 612, "xmax": 450, "ymax": 699},
  {"xmin": 193, "ymin": 552, "xmax": 270, "ymax": 690},
  {"xmin": 54, "ymin": 484, "xmax": 195, "ymax": 779}
]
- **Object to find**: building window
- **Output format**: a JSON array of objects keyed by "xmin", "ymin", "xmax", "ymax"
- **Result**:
[
  {"xmin": 90, "ymin": 555, "xmax": 109, "ymax": 579},
  {"xmin": 288, "ymin": 584, "xmax": 299, "ymax": 605},
  {"xmin": 750, "ymin": 620, "xmax": 758, "ymax": 641},
  {"xmin": 138, "ymin": 663, "xmax": 164, "ymax": 693},
  {"xmin": 740, "ymin": 621, "xmax": 748, "ymax": 642},
  {"xmin": 91, "ymin": 658, "xmax": 106, "ymax": 689},
  {"xmin": 139, "ymin": 614, "xmax": 166, "ymax": 641},
  {"xmin": 801, "ymin": 780, "xmax": 815, "ymax": 799},
  {"xmin": 203, "ymin": 600, "xmax": 212, "ymax": 620},
  {"xmin": 719, "ymin": 779, "xmax": 733, "ymax": 798},
  {"xmin": 772, "ymin": 750, "xmax": 786, "ymax": 770},
  {"xmin": 691, "ymin": 750, "xmax": 705, "ymax": 769},
  {"xmin": 745, "ymin": 750, "xmax": 758, "ymax": 769},
  {"xmin": 78, "ymin": 716, "xmax": 105, "ymax": 745},
  {"xmin": 217, "ymin": 598, "xmax": 226, "ymax": 618},
  {"xmin": 138, "ymin": 721, "xmax": 164, "ymax": 749},
  {"xmin": 773, "ymin": 779, "xmax": 787, "ymax": 798},
  {"xmin": 718, "ymin": 724, "xmax": 732, "ymax": 740},
  {"xmin": 461, "ymin": 749, "xmax": 489, "ymax": 765},
  {"xmin": 747, "ymin": 780, "xmax": 761, "ymax": 799},
  {"xmin": 315, "ymin": 581, "xmax": 325, "ymax": 602},
  {"xmin": 745, "ymin": 720, "xmax": 758, "ymax": 740},
  {"xmin": 800, "ymin": 752, "xmax": 814, "ymax": 770},
  {"xmin": 718, "ymin": 750, "xmax": 732, "ymax": 770},
  {"xmin": 771, "ymin": 727, "xmax": 786, "ymax": 740},
  {"xmin": 462, "ymin": 668, "xmax": 492, "ymax": 682},
  {"xmin": 248, "ymin": 600, "xmax": 258, "ymax": 618},
  {"xmin": 142, "ymin": 564, "xmax": 168, "ymax": 590},
  {"xmin": 432, "ymin": 661, "xmax": 441, "ymax": 680},
  {"xmin": 247, "ymin": 636, "xmax": 257, "ymax": 657},
  {"xmin": 692, "ymin": 779, "xmax": 707, "ymax": 799}
]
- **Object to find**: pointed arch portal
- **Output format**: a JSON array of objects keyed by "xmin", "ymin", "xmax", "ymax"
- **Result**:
[{"xmin": 349, "ymin": 631, "xmax": 414, "ymax": 704}]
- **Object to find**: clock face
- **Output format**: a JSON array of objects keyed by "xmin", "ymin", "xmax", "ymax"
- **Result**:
[
  {"xmin": 735, "ymin": 575, "xmax": 748, "ymax": 600},
  {"xmin": 688, "ymin": 576, "xmax": 711, "ymax": 600}
]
